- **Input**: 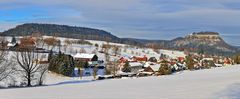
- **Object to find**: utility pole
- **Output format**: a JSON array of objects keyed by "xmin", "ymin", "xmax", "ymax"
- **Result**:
[
  {"xmin": 113, "ymin": 58, "xmax": 116, "ymax": 78},
  {"xmin": 58, "ymin": 40, "xmax": 61, "ymax": 54},
  {"xmin": 113, "ymin": 58, "xmax": 119, "ymax": 78}
]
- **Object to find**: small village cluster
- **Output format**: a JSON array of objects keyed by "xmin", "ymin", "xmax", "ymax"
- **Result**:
[
  {"xmin": 1, "ymin": 36, "xmax": 235, "ymax": 80},
  {"xmin": 75, "ymin": 50, "xmax": 234, "ymax": 79}
]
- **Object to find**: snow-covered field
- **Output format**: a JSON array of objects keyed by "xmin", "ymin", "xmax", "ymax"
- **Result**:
[{"xmin": 0, "ymin": 65, "xmax": 240, "ymax": 99}]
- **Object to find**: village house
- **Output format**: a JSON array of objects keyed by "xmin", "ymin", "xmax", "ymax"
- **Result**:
[
  {"xmin": 223, "ymin": 57, "xmax": 233, "ymax": 66},
  {"xmin": 5, "ymin": 36, "xmax": 38, "ymax": 51},
  {"xmin": 73, "ymin": 53, "xmax": 105, "ymax": 77},
  {"xmin": 119, "ymin": 56, "xmax": 131, "ymax": 63},
  {"xmin": 128, "ymin": 62, "xmax": 144, "ymax": 74},
  {"xmin": 148, "ymin": 57, "xmax": 158, "ymax": 63},
  {"xmin": 4, "ymin": 36, "xmax": 17, "ymax": 50},
  {"xmin": 82, "ymin": 60, "xmax": 105, "ymax": 77},
  {"xmin": 7, "ymin": 42, "xmax": 17, "ymax": 50},
  {"xmin": 132, "ymin": 55, "xmax": 148, "ymax": 62},
  {"xmin": 213, "ymin": 56, "xmax": 224, "ymax": 64},
  {"xmin": 177, "ymin": 57, "xmax": 185, "ymax": 63},
  {"xmin": 172, "ymin": 63, "xmax": 186, "ymax": 71},
  {"xmin": 142, "ymin": 62, "xmax": 161, "ymax": 75}
]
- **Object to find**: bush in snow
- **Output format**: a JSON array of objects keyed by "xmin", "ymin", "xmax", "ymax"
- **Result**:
[{"xmin": 158, "ymin": 60, "xmax": 172, "ymax": 75}]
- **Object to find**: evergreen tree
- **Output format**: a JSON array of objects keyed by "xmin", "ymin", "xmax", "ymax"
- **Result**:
[
  {"xmin": 122, "ymin": 61, "xmax": 131, "ymax": 72},
  {"xmin": 11, "ymin": 36, "xmax": 16, "ymax": 43},
  {"xmin": 48, "ymin": 53, "xmax": 75, "ymax": 76},
  {"xmin": 198, "ymin": 49, "xmax": 204, "ymax": 55},
  {"xmin": 158, "ymin": 60, "xmax": 172, "ymax": 75},
  {"xmin": 84, "ymin": 61, "xmax": 89, "ymax": 68},
  {"xmin": 185, "ymin": 55, "xmax": 195, "ymax": 70}
]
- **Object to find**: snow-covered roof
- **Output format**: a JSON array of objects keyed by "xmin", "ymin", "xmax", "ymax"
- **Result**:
[
  {"xmin": 144, "ymin": 62, "xmax": 153, "ymax": 67},
  {"xmin": 129, "ymin": 62, "xmax": 143, "ymax": 67},
  {"xmin": 117, "ymin": 71, "xmax": 135, "ymax": 75},
  {"xmin": 149, "ymin": 64, "xmax": 161, "ymax": 71},
  {"xmin": 202, "ymin": 58, "xmax": 214, "ymax": 61},
  {"xmin": 73, "ymin": 53, "xmax": 96, "ymax": 59},
  {"xmin": 144, "ymin": 62, "xmax": 161, "ymax": 71},
  {"xmin": 7, "ymin": 43, "xmax": 16, "ymax": 47}
]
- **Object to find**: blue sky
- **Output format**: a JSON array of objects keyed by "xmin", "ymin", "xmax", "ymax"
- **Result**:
[{"xmin": 0, "ymin": 0, "xmax": 240, "ymax": 45}]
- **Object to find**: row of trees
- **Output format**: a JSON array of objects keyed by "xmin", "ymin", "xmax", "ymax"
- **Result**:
[{"xmin": 64, "ymin": 39, "xmax": 92, "ymax": 45}]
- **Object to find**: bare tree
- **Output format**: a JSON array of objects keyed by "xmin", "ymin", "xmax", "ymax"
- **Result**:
[
  {"xmin": 0, "ymin": 37, "xmax": 15, "ymax": 82},
  {"xmin": 102, "ymin": 42, "xmax": 112, "ymax": 75},
  {"xmin": 64, "ymin": 39, "xmax": 72, "ymax": 46},
  {"xmin": 92, "ymin": 48, "xmax": 97, "ymax": 54},
  {"xmin": 94, "ymin": 44, "xmax": 99, "ymax": 50},
  {"xmin": 0, "ymin": 51, "xmax": 15, "ymax": 82},
  {"xmin": 79, "ymin": 48, "xmax": 86, "ymax": 53},
  {"xmin": 106, "ymin": 60, "xmax": 119, "ymax": 77},
  {"xmin": 113, "ymin": 46, "xmax": 121, "ymax": 56},
  {"xmin": 36, "ymin": 37, "xmax": 45, "ymax": 48},
  {"xmin": 14, "ymin": 49, "xmax": 48, "ymax": 86},
  {"xmin": 38, "ymin": 63, "xmax": 49, "ymax": 86},
  {"xmin": 112, "ymin": 59, "xmax": 119, "ymax": 78},
  {"xmin": 32, "ymin": 33, "xmax": 45, "ymax": 48},
  {"xmin": 92, "ymin": 65, "xmax": 98, "ymax": 80},
  {"xmin": 63, "ymin": 44, "xmax": 67, "ymax": 52},
  {"xmin": 57, "ymin": 40, "xmax": 61, "ymax": 53}
]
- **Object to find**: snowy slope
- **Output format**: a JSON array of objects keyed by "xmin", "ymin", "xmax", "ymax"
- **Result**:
[
  {"xmin": 1, "ymin": 65, "xmax": 240, "ymax": 99},
  {"xmin": 4, "ymin": 36, "xmax": 186, "ymax": 62}
]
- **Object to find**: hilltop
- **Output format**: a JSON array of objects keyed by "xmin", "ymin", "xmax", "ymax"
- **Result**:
[
  {"xmin": 167, "ymin": 32, "xmax": 236, "ymax": 55},
  {"xmin": 0, "ymin": 23, "xmax": 121, "ymax": 43},
  {"xmin": 123, "ymin": 32, "xmax": 237, "ymax": 55}
]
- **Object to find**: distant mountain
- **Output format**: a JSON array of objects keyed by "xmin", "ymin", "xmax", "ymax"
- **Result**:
[
  {"xmin": 167, "ymin": 32, "xmax": 237, "ymax": 55},
  {"xmin": 0, "ymin": 23, "xmax": 237, "ymax": 56},
  {"xmin": 123, "ymin": 32, "xmax": 237, "ymax": 55}
]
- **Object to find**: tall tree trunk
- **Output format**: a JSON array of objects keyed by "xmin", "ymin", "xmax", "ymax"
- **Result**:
[{"xmin": 27, "ymin": 73, "xmax": 31, "ymax": 86}]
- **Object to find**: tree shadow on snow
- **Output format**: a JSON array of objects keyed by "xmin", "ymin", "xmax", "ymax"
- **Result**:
[
  {"xmin": 48, "ymin": 79, "xmax": 95, "ymax": 86},
  {"xmin": 0, "ymin": 79, "xmax": 97, "ymax": 90},
  {"xmin": 215, "ymin": 83, "xmax": 240, "ymax": 99}
]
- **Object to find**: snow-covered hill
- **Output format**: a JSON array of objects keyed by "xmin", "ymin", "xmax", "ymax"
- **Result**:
[
  {"xmin": 4, "ymin": 36, "xmax": 187, "ymax": 62},
  {"xmin": 1, "ymin": 65, "xmax": 240, "ymax": 99}
]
